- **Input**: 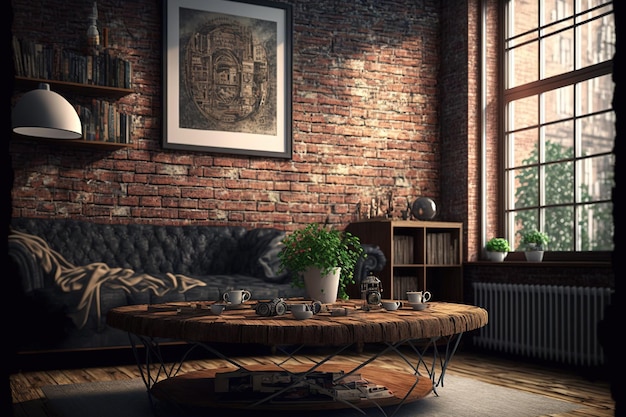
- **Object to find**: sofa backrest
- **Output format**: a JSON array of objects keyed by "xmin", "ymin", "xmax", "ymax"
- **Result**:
[{"xmin": 10, "ymin": 218, "xmax": 255, "ymax": 276}]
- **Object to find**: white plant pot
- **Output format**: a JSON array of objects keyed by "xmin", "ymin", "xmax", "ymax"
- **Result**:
[
  {"xmin": 487, "ymin": 251, "xmax": 507, "ymax": 262},
  {"xmin": 524, "ymin": 250, "xmax": 544, "ymax": 262},
  {"xmin": 303, "ymin": 266, "xmax": 341, "ymax": 304}
]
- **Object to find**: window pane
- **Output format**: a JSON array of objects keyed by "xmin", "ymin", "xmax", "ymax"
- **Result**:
[
  {"xmin": 543, "ymin": 85, "xmax": 573, "ymax": 123},
  {"xmin": 513, "ymin": 209, "xmax": 539, "ymax": 249},
  {"xmin": 508, "ymin": 128, "xmax": 538, "ymax": 167},
  {"xmin": 509, "ymin": 42, "xmax": 539, "ymax": 88},
  {"xmin": 580, "ymin": 112, "xmax": 615, "ymax": 156},
  {"xmin": 542, "ymin": 28, "xmax": 574, "ymax": 79},
  {"xmin": 579, "ymin": 74, "xmax": 614, "ymax": 116},
  {"xmin": 578, "ymin": 155, "xmax": 614, "ymax": 202},
  {"xmin": 544, "ymin": 206, "xmax": 574, "ymax": 251},
  {"xmin": 508, "ymin": 95, "xmax": 537, "ymax": 131},
  {"xmin": 545, "ymin": 160, "xmax": 574, "ymax": 205},
  {"xmin": 544, "ymin": 0, "xmax": 574, "ymax": 25},
  {"xmin": 513, "ymin": 166, "xmax": 538, "ymax": 208},
  {"xmin": 510, "ymin": 0, "xmax": 538, "ymax": 37},
  {"xmin": 577, "ymin": 202, "xmax": 613, "ymax": 250},
  {"xmin": 544, "ymin": 127, "xmax": 574, "ymax": 162}
]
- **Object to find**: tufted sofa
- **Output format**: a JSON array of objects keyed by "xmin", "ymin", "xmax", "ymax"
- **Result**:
[{"xmin": 9, "ymin": 217, "xmax": 386, "ymax": 352}]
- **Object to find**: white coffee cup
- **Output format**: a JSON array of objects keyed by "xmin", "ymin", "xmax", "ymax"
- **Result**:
[
  {"xmin": 382, "ymin": 300, "xmax": 402, "ymax": 311},
  {"xmin": 407, "ymin": 291, "xmax": 432, "ymax": 304},
  {"xmin": 210, "ymin": 304, "xmax": 226, "ymax": 315},
  {"xmin": 223, "ymin": 289, "xmax": 251, "ymax": 305}
]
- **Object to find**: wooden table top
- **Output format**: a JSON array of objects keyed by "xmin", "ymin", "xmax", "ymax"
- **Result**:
[{"xmin": 106, "ymin": 300, "xmax": 488, "ymax": 347}]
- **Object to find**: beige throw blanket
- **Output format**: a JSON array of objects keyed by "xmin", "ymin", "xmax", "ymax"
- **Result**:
[{"xmin": 10, "ymin": 229, "xmax": 207, "ymax": 329}]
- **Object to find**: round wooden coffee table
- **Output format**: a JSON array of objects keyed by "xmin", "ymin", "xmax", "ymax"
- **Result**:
[{"xmin": 106, "ymin": 300, "xmax": 488, "ymax": 414}]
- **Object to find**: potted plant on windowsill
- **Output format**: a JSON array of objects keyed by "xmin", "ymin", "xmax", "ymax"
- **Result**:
[
  {"xmin": 485, "ymin": 237, "xmax": 511, "ymax": 262},
  {"xmin": 278, "ymin": 223, "xmax": 365, "ymax": 303},
  {"xmin": 520, "ymin": 230, "xmax": 549, "ymax": 262}
]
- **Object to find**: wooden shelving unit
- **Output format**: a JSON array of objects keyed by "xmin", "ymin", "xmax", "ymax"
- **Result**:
[
  {"xmin": 12, "ymin": 77, "xmax": 134, "ymax": 149},
  {"xmin": 346, "ymin": 219, "xmax": 463, "ymax": 302}
]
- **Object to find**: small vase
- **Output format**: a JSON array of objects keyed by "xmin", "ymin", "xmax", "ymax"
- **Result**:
[
  {"xmin": 524, "ymin": 250, "xmax": 544, "ymax": 262},
  {"xmin": 487, "ymin": 251, "xmax": 507, "ymax": 262},
  {"xmin": 303, "ymin": 266, "xmax": 341, "ymax": 304}
]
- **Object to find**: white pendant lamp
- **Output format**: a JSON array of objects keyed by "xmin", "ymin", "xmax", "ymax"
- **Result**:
[{"xmin": 12, "ymin": 83, "xmax": 83, "ymax": 140}]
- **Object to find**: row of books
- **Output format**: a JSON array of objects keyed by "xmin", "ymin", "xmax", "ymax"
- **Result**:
[
  {"xmin": 393, "ymin": 235, "xmax": 415, "ymax": 264},
  {"xmin": 13, "ymin": 37, "xmax": 132, "ymax": 89},
  {"xmin": 393, "ymin": 233, "xmax": 459, "ymax": 265},
  {"xmin": 392, "ymin": 276, "xmax": 421, "ymax": 299},
  {"xmin": 426, "ymin": 232, "xmax": 458, "ymax": 265},
  {"xmin": 75, "ymin": 99, "xmax": 132, "ymax": 144}
]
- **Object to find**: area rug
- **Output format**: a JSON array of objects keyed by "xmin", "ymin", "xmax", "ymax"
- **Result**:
[{"xmin": 41, "ymin": 374, "xmax": 588, "ymax": 417}]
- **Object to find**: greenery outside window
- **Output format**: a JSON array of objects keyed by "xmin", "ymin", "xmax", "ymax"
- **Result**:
[{"xmin": 503, "ymin": 0, "xmax": 615, "ymax": 255}]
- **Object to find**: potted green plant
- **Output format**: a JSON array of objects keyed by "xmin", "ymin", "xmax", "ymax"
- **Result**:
[
  {"xmin": 519, "ymin": 230, "xmax": 549, "ymax": 262},
  {"xmin": 485, "ymin": 237, "xmax": 510, "ymax": 262},
  {"xmin": 278, "ymin": 223, "xmax": 365, "ymax": 302}
]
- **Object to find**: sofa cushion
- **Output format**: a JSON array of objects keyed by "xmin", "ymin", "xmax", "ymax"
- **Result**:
[{"xmin": 233, "ymin": 228, "xmax": 290, "ymax": 283}]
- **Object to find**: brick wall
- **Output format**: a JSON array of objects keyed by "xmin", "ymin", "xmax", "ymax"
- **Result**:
[{"xmin": 10, "ymin": 0, "xmax": 489, "ymax": 256}]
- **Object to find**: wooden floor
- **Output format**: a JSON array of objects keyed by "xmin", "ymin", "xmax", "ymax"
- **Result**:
[{"xmin": 9, "ymin": 344, "xmax": 615, "ymax": 417}]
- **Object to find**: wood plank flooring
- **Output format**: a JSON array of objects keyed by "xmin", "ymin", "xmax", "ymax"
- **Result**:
[{"xmin": 9, "ymin": 345, "xmax": 615, "ymax": 417}]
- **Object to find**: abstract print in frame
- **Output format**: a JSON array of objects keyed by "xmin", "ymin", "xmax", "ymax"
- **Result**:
[{"xmin": 163, "ymin": 0, "xmax": 292, "ymax": 158}]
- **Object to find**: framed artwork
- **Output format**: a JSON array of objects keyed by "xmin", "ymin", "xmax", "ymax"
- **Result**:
[{"xmin": 163, "ymin": 0, "xmax": 292, "ymax": 158}]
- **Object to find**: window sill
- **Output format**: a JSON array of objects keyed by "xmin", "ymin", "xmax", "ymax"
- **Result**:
[
  {"xmin": 470, "ymin": 250, "xmax": 612, "ymax": 264},
  {"xmin": 466, "ymin": 260, "xmax": 612, "ymax": 268}
]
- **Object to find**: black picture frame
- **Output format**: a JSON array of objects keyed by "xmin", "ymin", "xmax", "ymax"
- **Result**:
[{"xmin": 162, "ymin": 0, "xmax": 292, "ymax": 158}]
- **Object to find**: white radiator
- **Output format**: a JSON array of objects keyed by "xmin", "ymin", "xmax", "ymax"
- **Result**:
[{"xmin": 472, "ymin": 283, "xmax": 613, "ymax": 367}]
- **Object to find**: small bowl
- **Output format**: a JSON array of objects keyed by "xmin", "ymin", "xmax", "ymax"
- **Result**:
[
  {"xmin": 410, "ymin": 302, "xmax": 428, "ymax": 311},
  {"xmin": 292, "ymin": 310, "xmax": 314, "ymax": 320},
  {"xmin": 290, "ymin": 304, "xmax": 309, "ymax": 313},
  {"xmin": 210, "ymin": 304, "xmax": 226, "ymax": 315}
]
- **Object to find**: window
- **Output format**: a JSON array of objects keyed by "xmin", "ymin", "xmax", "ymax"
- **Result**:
[{"xmin": 503, "ymin": 0, "xmax": 615, "ymax": 253}]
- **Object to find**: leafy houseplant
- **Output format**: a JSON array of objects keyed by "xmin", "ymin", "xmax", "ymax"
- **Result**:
[
  {"xmin": 278, "ymin": 223, "xmax": 365, "ymax": 301},
  {"xmin": 520, "ymin": 230, "xmax": 549, "ymax": 262},
  {"xmin": 486, "ymin": 237, "xmax": 511, "ymax": 252},
  {"xmin": 520, "ymin": 230, "xmax": 549, "ymax": 251},
  {"xmin": 485, "ymin": 237, "xmax": 510, "ymax": 262}
]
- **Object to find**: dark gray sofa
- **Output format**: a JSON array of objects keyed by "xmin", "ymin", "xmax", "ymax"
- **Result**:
[{"xmin": 9, "ymin": 218, "xmax": 386, "ymax": 352}]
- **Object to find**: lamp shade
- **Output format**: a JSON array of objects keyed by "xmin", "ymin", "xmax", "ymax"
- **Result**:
[{"xmin": 12, "ymin": 83, "xmax": 83, "ymax": 140}]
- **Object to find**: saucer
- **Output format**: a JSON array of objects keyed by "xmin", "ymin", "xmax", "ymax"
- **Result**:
[{"xmin": 409, "ymin": 302, "xmax": 428, "ymax": 311}]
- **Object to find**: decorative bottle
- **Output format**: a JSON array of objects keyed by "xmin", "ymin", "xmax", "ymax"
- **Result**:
[{"xmin": 86, "ymin": 2, "xmax": 100, "ymax": 53}]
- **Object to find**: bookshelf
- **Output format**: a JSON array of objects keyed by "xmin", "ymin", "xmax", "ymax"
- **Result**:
[
  {"xmin": 12, "ymin": 37, "xmax": 134, "ymax": 148},
  {"xmin": 346, "ymin": 220, "xmax": 463, "ymax": 302}
]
